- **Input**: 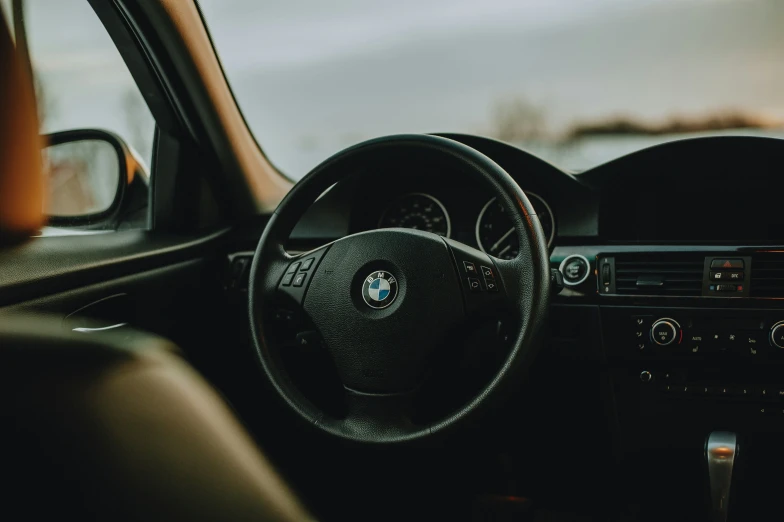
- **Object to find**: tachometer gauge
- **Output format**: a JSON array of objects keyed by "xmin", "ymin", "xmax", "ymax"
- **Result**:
[
  {"xmin": 378, "ymin": 193, "xmax": 451, "ymax": 237},
  {"xmin": 476, "ymin": 192, "xmax": 555, "ymax": 260}
]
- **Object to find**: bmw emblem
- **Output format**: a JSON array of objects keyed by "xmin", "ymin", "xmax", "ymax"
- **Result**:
[{"xmin": 362, "ymin": 271, "xmax": 398, "ymax": 309}]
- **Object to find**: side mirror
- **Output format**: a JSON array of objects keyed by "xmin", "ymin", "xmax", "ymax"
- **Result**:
[{"xmin": 44, "ymin": 129, "xmax": 148, "ymax": 231}]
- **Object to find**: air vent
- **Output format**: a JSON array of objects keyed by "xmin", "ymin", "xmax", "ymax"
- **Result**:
[
  {"xmin": 614, "ymin": 253, "xmax": 704, "ymax": 296},
  {"xmin": 750, "ymin": 254, "xmax": 784, "ymax": 297}
]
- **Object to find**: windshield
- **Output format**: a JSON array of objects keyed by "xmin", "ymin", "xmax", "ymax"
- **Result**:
[{"xmin": 199, "ymin": 0, "xmax": 784, "ymax": 180}]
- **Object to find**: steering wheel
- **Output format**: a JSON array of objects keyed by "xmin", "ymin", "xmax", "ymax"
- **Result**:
[{"xmin": 248, "ymin": 134, "xmax": 551, "ymax": 444}]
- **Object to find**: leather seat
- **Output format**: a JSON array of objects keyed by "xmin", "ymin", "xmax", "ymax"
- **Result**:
[{"xmin": 0, "ymin": 9, "xmax": 310, "ymax": 521}]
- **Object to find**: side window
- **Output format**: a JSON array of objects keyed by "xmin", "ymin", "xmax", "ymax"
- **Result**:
[{"xmin": 5, "ymin": 0, "xmax": 155, "ymax": 233}]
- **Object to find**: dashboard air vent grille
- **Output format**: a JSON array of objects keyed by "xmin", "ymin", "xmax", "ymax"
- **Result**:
[
  {"xmin": 750, "ymin": 254, "xmax": 784, "ymax": 297},
  {"xmin": 614, "ymin": 253, "xmax": 704, "ymax": 296}
]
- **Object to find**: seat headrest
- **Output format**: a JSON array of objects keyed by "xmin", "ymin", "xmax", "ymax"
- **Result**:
[{"xmin": 0, "ymin": 9, "xmax": 44, "ymax": 246}]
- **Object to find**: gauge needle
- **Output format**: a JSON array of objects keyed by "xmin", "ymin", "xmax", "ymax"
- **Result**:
[
  {"xmin": 497, "ymin": 244, "xmax": 512, "ymax": 257},
  {"xmin": 490, "ymin": 227, "xmax": 515, "ymax": 252}
]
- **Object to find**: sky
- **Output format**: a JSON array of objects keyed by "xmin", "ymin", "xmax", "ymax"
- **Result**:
[
  {"xmin": 198, "ymin": 0, "xmax": 784, "ymax": 177},
  {"xmin": 5, "ymin": 0, "xmax": 784, "ymax": 178}
]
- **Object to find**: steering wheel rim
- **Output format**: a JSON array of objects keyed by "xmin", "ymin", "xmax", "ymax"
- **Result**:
[{"xmin": 248, "ymin": 134, "xmax": 551, "ymax": 444}]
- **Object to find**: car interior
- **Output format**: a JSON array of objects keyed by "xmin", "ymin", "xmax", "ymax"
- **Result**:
[{"xmin": 2, "ymin": 1, "xmax": 784, "ymax": 521}]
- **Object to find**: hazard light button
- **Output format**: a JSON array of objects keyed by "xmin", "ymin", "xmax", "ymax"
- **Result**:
[{"xmin": 710, "ymin": 259, "xmax": 744, "ymax": 270}]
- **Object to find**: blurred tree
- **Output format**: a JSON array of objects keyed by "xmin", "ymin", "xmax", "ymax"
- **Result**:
[{"xmin": 490, "ymin": 97, "xmax": 547, "ymax": 143}]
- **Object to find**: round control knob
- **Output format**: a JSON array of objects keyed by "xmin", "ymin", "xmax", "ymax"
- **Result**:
[
  {"xmin": 640, "ymin": 371, "xmax": 652, "ymax": 383},
  {"xmin": 559, "ymin": 254, "xmax": 590, "ymax": 286},
  {"xmin": 770, "ymin": 321, "xmax": 784, "ymax": 348},
  {"xmin": 650, "ymin": 318, "xmax": 680, "ymax": 346}
]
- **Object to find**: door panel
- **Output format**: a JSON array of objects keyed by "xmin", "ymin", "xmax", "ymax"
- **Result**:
[
  {"xmin": 0, "ymin": 229, "xmax": 227, "ymax": 306},
  {"xmin": 0, "ymin": 229, "xmax": 229, "ymax": 359}
]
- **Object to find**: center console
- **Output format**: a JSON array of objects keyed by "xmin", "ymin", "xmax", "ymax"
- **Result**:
[
  {"xmin": 604, "ymin": 305, "xmax": 784, "ymax": 434},
  {"xmin": 543, "ymin": 247, "xmax": 784, "ymax": 519},
  {"xmin": 577, "ymin": 250, "xmax": 784, "ymax": 451}
]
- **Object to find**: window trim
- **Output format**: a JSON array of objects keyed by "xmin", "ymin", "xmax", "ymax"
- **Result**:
[
  {"xmin": 192, "ymin": 1, "xmax": 297, "ymax": 186},
  {"xmin": 115, "ymin": 0, "xmax": 292, "ymax": 215}
]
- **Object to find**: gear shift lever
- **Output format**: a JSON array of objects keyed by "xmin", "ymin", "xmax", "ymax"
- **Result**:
[{"xmin": 705, "ymin": 431, "xmax": 739, "ymax": 522}]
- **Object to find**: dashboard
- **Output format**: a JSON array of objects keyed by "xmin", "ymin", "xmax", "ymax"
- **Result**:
[
  {"xmin": 222, "ymin": 132, "xmax": 784, "ymax": 518},
  {"xmin": 290, "ymin": 133, "xmax": 784, "ymax": 249},
  {"xmin": 289, "ymin": 133, "xmax": 598, "ymax": 252},
  {"xmin": 281, "ymin": 132, "xmax": 784, "ymax": 431}
]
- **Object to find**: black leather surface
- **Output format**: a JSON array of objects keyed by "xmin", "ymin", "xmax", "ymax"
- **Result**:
[
  {"xmin": 304, "ymin": 228, "xmax": 463, "ymax": 393},
  {"xmin": 249, "ymin": 134, "xmax": 551, "ymax": 444},
  {"xmin": 0, "ymin": 229, "xmax": 228, "ymax": 307},
  {"xmin": 0, "ymin": 317, "xmax": 312, "ymax": 521}
]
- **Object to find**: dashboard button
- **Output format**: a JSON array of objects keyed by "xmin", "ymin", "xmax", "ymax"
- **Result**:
[
  {"xmin": 715, "ymin": 284, "xmax": 739, "ymax": 292},
  {"xmin": 711, "ymin": 259, "xmax": 744, "ymax": 269},
  {"xmin": 632, "ymin": 315, "xmax": 652, "ymax": 327},
  {"xmin": 463, "ymin": 261, "xmax": 477, "ymax": 275},
  {"xmin": 485, "ymin": 279, "xmax": 499, "ymax": 292},
  {"xmin": 735, "ymin": 386, "xmax": 752, "ymax": 398},
  {"xmin": 716, "ymin": 386, "xmax": 732, "ymax": 397},
  {"xmin": 301, "ymin": 258, "xmax": 315, "ymax": 271},
  {"xmin": 691, "ymin": 384, "xmax": 709, "ymax": 395},
  {"xmin": 480, "ymin": 265, "xmax": 494, "ymax": 278},
  {"xmin": 601, "ymin": 263, "xmax": 612, "ymax": 283},
  {"xmin": 710, "ymin": 271, "xmax": 744, "ymax": 281},
  {"xmin": 686, "ymin": 332, "xmax": 704, "ymax": 354},
  {"xmin": 631, "ymin": 316, "xmax": 652, "ymax": 341},
  {"xmin": 725, "ymin": 331, "xmax": 740, "ymax": 348},
  {"xmin": 745, "ymin": 332, "xmax": 762, "ymax": 355},
  {"xmin": 287, "ymin": 261, "xmax": 301, "ymax": 274},
  {"xmin": 466, "ymin": 277, "xmax": 482, "ymax": 292},
  {"xmin": 293, "ymin": 273, "xmax": 307, "ymax": 287},
  {"xmin": 559, "ymin": 255, "xmax": 590, "ymax": 286},
  {"xmin": 281, "ymin": 273, "xmax": 295, "ymax": 286}
]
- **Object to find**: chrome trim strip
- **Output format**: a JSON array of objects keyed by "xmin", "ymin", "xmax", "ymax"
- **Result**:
[{"xmin": 72, "ymin": 323, "xmax": 128, "ymax": 333}]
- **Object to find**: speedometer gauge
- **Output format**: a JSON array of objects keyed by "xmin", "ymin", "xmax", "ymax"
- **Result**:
[
  {"xmin": 378, "ymin": 193, "xmax": 451, "ymax": 237},
  {"xmin": 476, "ymin": 192, "xmax": 555, "ymax": 260}
]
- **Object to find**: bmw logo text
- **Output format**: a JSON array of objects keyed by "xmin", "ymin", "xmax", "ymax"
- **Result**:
[{"xmin": 362, "ymin": 271, "xmax": 398, "ymax": 309}]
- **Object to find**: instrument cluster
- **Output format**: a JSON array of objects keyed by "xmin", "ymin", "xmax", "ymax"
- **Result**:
[{"xmin": 376, "ymin": 190, "xmax": 556, "ymax": 259}]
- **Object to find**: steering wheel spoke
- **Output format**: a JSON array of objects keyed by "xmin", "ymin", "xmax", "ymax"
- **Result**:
[{"xmin": 322, "ymin": 388, "xmax": 420, "ymax": 441}]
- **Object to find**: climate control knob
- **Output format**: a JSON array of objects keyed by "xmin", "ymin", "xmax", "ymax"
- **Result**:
[
  {"xmin": 651, "ymin": 318, "xmax": 681, "ymax": 346},
  {"xmin": 770, "ymin": 321, "xmax": 784, "ymax": 348}
]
